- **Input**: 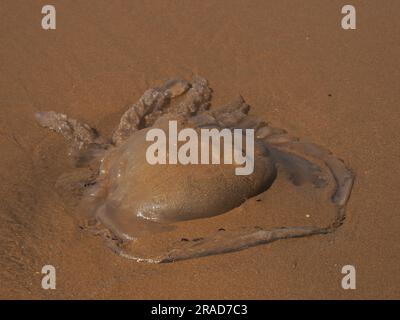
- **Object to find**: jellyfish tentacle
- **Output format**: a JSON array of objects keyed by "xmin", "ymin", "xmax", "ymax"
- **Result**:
[
  {"xmin": 287, "ymin": 142, "xmax": 355, "ymax": 230},
  {"xmin": 35, "ymin": 111, "xmax": 109, "ymax": 166},
  {"xmin": 160, "ymin": 226, "xmax": 328, "ymax": 263},
  {"xmin": 106, "ymin": 240, "xmax": 164, "ymax": 264},
  {"xmin": 266, "ymin": 141, "xmax": 354, "ymax": 209},
  {"xmin": 35, "ymin": 111, "xmax": 103, "ymax": 149},
  {"xmin": 211, "ymin": 96, "xmax": 250, "ymax": 128},
  {"xmin": 112, "ymin": 77, "xmax": 190, "ymax": 145},
  {"xmin": 259, "ymin": 131, "xmax": 354, "ymax": 232},
  {"xmin": 175, "ymin": 75, "xmax": 213, "ymax": 116},
  {"xmin": 187, "ymin": 96, "xmax": 249, "ymax": 129},
  {"xmin": 108, "ymin": 225, "xmax": 328, "ymax": 263}
]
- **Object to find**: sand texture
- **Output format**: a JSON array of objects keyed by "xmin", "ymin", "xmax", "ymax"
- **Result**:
[{"xmin": 0, "ymin": 0, "xmax": 399, "ymax": 299}]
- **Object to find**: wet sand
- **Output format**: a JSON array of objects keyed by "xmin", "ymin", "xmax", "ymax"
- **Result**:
[{"xmin": 0, "ymin": 0, "xmax": 399, "ymax": 299}]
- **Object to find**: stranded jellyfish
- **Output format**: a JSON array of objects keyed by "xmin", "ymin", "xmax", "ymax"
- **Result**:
[{"xmin": 36, "ymin": 76, "xmax": 354, "ymax": 263}]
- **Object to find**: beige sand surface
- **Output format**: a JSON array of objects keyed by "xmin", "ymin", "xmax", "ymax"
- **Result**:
[{"xmin": 0, "ymin": 0, "xmax": 399, "ymax": 299}]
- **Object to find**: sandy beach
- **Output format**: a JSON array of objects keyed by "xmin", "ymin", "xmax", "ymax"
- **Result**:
[{"xmin": 0, "ymin": 0, "xmax": 399, "ymax": 299}]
